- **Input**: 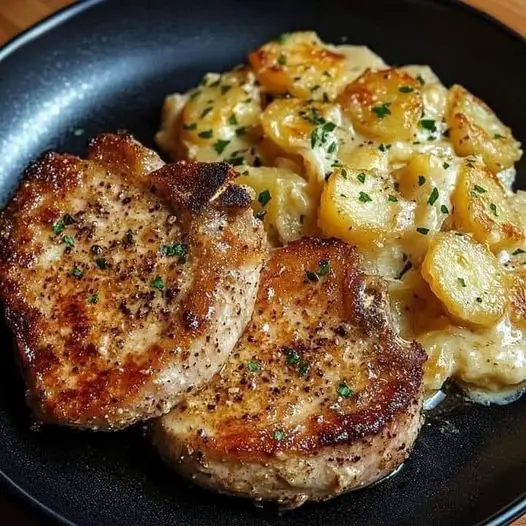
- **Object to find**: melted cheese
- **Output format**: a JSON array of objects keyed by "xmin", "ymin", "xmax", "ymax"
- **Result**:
[{"xmin": 156, "ymin": 32, "xmax": 526, "ymax": 403}]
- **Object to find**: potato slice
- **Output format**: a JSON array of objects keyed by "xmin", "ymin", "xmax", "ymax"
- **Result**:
[
  {"xmin": 177, "ymin": 68, "xmax": 263, "ymax": 164},
  {"xmin": 318, "ymin": 166, "xmax": 414, "ymax": 248},
  {"xmin": 421, "ymin": 232, "xmax": 508, "ymax": 325},
  {"xmin": 337, "ymin": 68, "xmax": 423, "ymax": 141},
  {"xmin": 261, "ymin": 97, "xmax": 344, "ymax": 182},
  {"xmin": 451, "ymin": 160, "xmax": 524, "ymax": 251},
  {"xmin": 394, "ymin": 154, "xmax": 459, "ymax": 262},
  {"xmin": 248, "ymin": 31, "xmax": 351, "ymax": 101},
  {"xmin": 446, "ymin": 85, "xmax": 522, "ymax": 172},
  {"xmin": 510, "ymin": 270, "xmax": 526, "ymax": 329},
  {"xmin": 236, "ymin": 166, "xmax": 318, "ymax": 244}
]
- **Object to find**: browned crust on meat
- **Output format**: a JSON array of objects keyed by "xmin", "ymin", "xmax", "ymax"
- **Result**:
[
  {"xmin": 0, "ymin": 134, "xmax": 267, "ymax": 429},
  {"xmin": 150, "ymin": 161, "xmax": 249, "ymax": 212},
  {"xmin": 164, "ymin": 237, "xmax": 426, "ymax": 460}
]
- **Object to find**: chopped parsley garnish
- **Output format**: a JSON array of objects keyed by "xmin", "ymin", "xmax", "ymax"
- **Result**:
[
  {"xmin": 213, "ymin": 139, "xmax": 230, "ymax": 155},
  {"xmin": 327, "ymin": 141, "xmax": 337, "ymax": 154},
  {"xmin": 200, "ymin": 107, "xmax": 213, "ymax": 119},
  {"xmin": 473, "ymin": 185, "xmax": 487, "ymax": 194},
  {"xmin": 88, "ymin": 294, "xmax": 99, "ymax": 304},
  {"xmin": 420, "ymin": 119, "xmax": 437, "ymax": 132},
  {"xmin": 298, "ymin": 361, "xmax": 310, "ymax": 376},
  {"xmin": 322, "ymin": 92, "xmax": 330, "ymax": 102},
  {"xmin": 340, "ymin": 168, "xmax": 348, "ymax": 179},
  {"xmin": 220, "ymin": 85, "xmax": 232, "ymax": 95},
  {"xmin": 160, "ymin": 243, "xmax": 187, "ymax": 262},
  {"xmin": 235, "ymin": 126, "xmax": 247, "ymax": 136},
  {"xmin": 62, "ymin": 235, "xmax": 75, "ymax": 248},
  {"xmin": 258, "ymin": 189, "xmax": 271, "ymax": 206},
  {"xmin": 151, "ymin": 276, "xmax": 165, "ymax": 290},
  {"xmin": 323, "ymin": 70, "xmax": 332, "ymax": 77},
  {"xmin": 183, "ymin": 122, "xmax": 197, "ymax": 130},
  {"xmin": 416, "ymin": 74, "xmax": 425, "ymax": 85},
  {"xmin": 228, "ymin": 114, "xmax": 238, "ymax": 126},
  {"xmin": 226, "ymin": 156, "xmax": 245, "ymax": 166},
  {"xmin": 95, "ymin": 258, "xmax": 108, "ymax": 270},
  {"xmin": 277, "ymin": 32, "xmax": 290, "ymax": 43},
  {"xmin": 357, "ymin": 172, "xmax": 366, "ymax": 184},
  {"xmin": 458, "ymin": 277, "xmax": 467, "ymax": 287},
  {"xmin": 254, "ymin": 209, "xmax": 267, "ymax": 221},
  {"xmin": 247, "ymin": 360, "xmax": 262, "ymax": 372},
  {"xmin": 388, "ymin": 195, "xmax": 398, "ymax": 202},
  {"xmin": 378, "ymin": 143, "xmax": 391, "ymax": 152},
  {"xmin": 372, "ymin": 102, "xmax": 392, "ymax": 119},
  {"xmin": 443, "ymin": 162, "xmax": 450, "ymax": 169},
  {"xmin": 310, "ymin": 121, "xmax": 337, "ymax": 149},
  {"xmin": 273, "ymin": 430, "xmax": 285, "ymax": 441},
  {"xmin": 189, "ymin": 90, "xmax": 201, "ymax": 100},
  {"xmin": 512, "ymin": 248, "xmax": 526, "ymax": 255},
  {"xmin": 358, "ymin": 191, "xmax": 372, "ymax": 203},
  {"xmin": 418, "ymin": 175, "xmax": 426, "ymax": 186},
  {"xmin": 306, "ymin": 259, "xmax": 331, "ymax": 282},
  {"xmin": 428, "ymin": 187, "xmax": 439, "ymax": 206},
  {"xmin": 310, "ymin": 85, "xmax": 321, "ymax": 92},
  {"xmin": 285, "ymin": 348, "xmax": 301, "ymax": 365},
  {"xmin": 416, "ymin": 227, "xmax": 429, "ymax": 235},
  {"xmin": 441, "ymin": 204, "xmax": 449, "ymax": 214},
  {"xmin": 337, "ymin": 383, "xmax": 353, "ymax": 398},
  {"xmin": 494, "ymin": 133, "xmax": 504, "ymax": 139},
  {"xmin": 489, "ymin": 203, "xmax": 498, "ymax": 216},
  {"xmin": 52, "ymin": 214, "xmax": 75, "ymax": 235},
  {"xmin": 277, "ymin": 53, "xmax": 287, "ymax": 66},
  {"xmin": 71, "ymin": 266, "xmax": 83, "ymax": 279},
  {"xmin": 399, "ymin": 85, "xmax": 414, "ymax": 93},
  {"xmin": 208, "ymin": 79, "xmax": 220, "ymax": 87},
  {"xmin": 476, "ymin": 297, "xmax": 483, "ymax": 303},
  {"xmin": 198, "ymin": 129, "xmax": 213, "ymax": 139}
]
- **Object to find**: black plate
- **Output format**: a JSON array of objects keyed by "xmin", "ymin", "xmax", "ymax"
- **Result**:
[{"xmin": 1, "ymin": 0, "xmax": 525, "ymax": 524}]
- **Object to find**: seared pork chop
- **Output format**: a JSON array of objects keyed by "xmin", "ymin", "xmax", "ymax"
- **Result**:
[
  {"xmin": 153, "ymin": 237, "xmax": 426, "ymax": 507},
  {"xmin": 0, "ymin": 133, "xmax": 267, "ymax": 430}
]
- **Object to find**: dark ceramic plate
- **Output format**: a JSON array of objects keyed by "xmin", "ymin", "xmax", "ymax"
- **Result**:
[{"xmin": 0, "ymin": 0, "xmax": 525, "ymax": 524}]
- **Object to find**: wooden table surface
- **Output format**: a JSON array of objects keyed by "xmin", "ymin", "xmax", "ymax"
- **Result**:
[{"xmin": 0, "ymin": 0, "xmax": 525, "ymax": 525}]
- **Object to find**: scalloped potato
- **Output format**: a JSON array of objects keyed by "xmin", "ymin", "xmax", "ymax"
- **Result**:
[
  {"xmin": 447, "ymin": 84, "xmax": 522, "ymax": 172},
  {"xmin": 156, "ymin": 31, "xmax": 526, "ymax": 402}
]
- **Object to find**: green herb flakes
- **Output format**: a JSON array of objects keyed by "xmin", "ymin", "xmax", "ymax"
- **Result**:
[
  {"xmin": 428, "ymin": 187, "xmax": 439, "ymax": 206},
  {"xmin": 198, "ymin": 129, "xmax": 213, "ymax": 139},
  {"xmin": 151, "ymin": 276, "xmax": 165, "ymax": 290},
  {"xmin": 258, "ymin": 189, "xmax": 271, "ymax": 206},
  {"xmin": 247, "ymin": 360, "xmax": 262, "ymax": 372},
  {"xmin": 358, "ymin": 191, "xmax": 372, "ymax": 203},
  {"xmin": 273, "ymin": 430, "xmax": 285, "ymax": 441},
  {"xmin": 372, "ymin": 102, "xmax": 392, "ymax": 119},
  {"xmin": 71, "ymin": 266, "xmax": 83, "ymax": 279},
  {"xmin": 88, "ymin": 294, "xmax": 99, "ymax": 304},
  {"xmin": 213, "ymin": 139, "xmax": 230, "ymax": 155},
  {"xmin": 416, "ymin": 227, "xmax": 429, "ymax": 235},
  {"xmin": 62, "ymin": 235, "xmax": 75, "ymax": 248},
  {"xmin": 337, "ymin": 383, "xmax": 353, "ymax": 398}
]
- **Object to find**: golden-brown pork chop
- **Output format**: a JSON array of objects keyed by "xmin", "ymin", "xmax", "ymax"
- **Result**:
[
  {"xmin": 153, "ymin": 237, "xmax": 426, "ymax": 507},
  {"xmin": 0, "ymin": 133, "xmax": 267, "ymax": 430}
]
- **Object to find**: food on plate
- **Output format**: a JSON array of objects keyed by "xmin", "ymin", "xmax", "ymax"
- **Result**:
[
  {"xmin": 153, "ymin": 238, "xmax": 426, "ymax": 507},
  {"xmin": 0, "ymin": 133, "xmax": 267, "ymax": 430},
  {"xmin": 157, "ymin": 31, "xmax": 526, "ymax": 403}
]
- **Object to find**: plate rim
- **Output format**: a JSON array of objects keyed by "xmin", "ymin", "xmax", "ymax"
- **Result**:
[{"xmin": 0, "ymin": 0, "xmax": 525, "ymax": 524}]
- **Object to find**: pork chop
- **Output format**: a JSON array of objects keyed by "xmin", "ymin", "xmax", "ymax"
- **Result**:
[
  {"xmin": 0, "ymin": 133, "xmax": 267, "ymax": 430},
  {"xmin": 153, "ymin": 237, "xmax": 426, "ymax": 507}
]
